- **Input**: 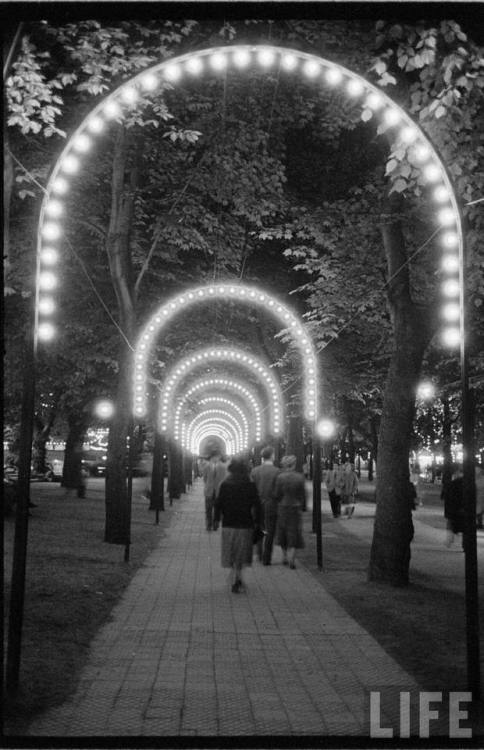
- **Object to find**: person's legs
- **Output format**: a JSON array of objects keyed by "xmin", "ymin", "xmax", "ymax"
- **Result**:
[
  {"xmin": 205, "ymin": 494, "xmax": 214, "ymax": 530},
  {"xmin": 262, "ymin": 508, "xmax": 277, "ymax": 565},
  {"xmin": 288, "ymin": 547, "xmax": 296, "ymax": 569},
  {"xmin": 231, "ymin": 564, "xmax": 243, "ymax": 592},
  {"xmin": 329, "ymin": 490, "xmax": 340, "ymax": 518}
]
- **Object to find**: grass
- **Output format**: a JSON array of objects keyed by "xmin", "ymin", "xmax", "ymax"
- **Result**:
[{"xmin": 3, "ymin": 478, "xmax": 168, "ymax": 734}]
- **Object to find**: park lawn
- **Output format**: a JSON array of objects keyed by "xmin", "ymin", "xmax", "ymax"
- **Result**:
[{"xmin": 3, "ymin": 478, "xmax": 167, "ymax": 734}]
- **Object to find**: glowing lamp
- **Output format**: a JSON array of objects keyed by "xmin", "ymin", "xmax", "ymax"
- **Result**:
[
  {"xmin": 383, "ymin": 108, "xmax": 400, "ymax": 126},
  {"xmin": 164, "ymin": 64, "xmax": 181, "ymax": 81},
  {"xmin": 347, "ymin": 78, "xmax": 364, "ymax": 96},
  {"xmin": 442, "ymin": 232, "xmax": 459, "ymax": 248},
  {"xmin": 442, "ymin": 327, "xmax": 461, "ymax": 347},
  {"xmin": 438, "ymin": 208, "xmax": 456, "ymax": 226},
  {"xmin": 38, "ymin": 297, "xmax": 55, "ymax": 315},
  {"xmin": 140, "ymin": 72, "xmax": 158, "ymax": 89},
  {"xmin": 400, "ymin": 126, "xmax": 418, "ymax": 143},
  {"xmin": 434, "ymin": 185, "xmax": 450, "ymax": 203},
  {"xmin": 423, "ymin": 163, "xmax": 441, "ymax": 182},
  {"xmin": 103, "ymin": 100, "xmax": 121, "ymax": 118},
  {"xmin": 303, "ymin": 60, "xmax": 321, "ymax": 77},
  {"xmin": 442, "ymin": 255, "xmax": 459, "ymax": 273},
  {"xmin": 59, "ymin": 154, "xmax": 79, "ymax": 174},
  {"xmin": 41, "ymin": 222, "xmax": 61, "ymax": 241},
  {"xmin": 233, "ymin": 49, "xmax": 251, "ymax": 67},
  {"xmin": 326, "ymin": 67, "xmax": 342, "ymax": 85},
  {"xmin": 366, "ymin": 92, "xmax": 383, "ymax": 109},
  {"xmin": 87, "ymin": 116, "xmax": 104, "ymax": 133},
  {"xmin": 316, "ymin": 419, "xmax": 335, "ymax": 439},
  {"xmin": 95, "ymin": 399, "xmax": 115, "ymax": 419},
  {"xmin": 39, "ymin": 271, "xmax": 57, "ymax": 291},
  {"xmin": 258, "ymin": 49, "xmax": 275, "ymax": 67},
  {"xmin": 442, "ymin": 303, "xmax": 460, "ymax": 322},
  {"xmin": 45, "ymin": 200, "xmax": 63, "ymax": 218},
  {"xmin": 51, "ymin": 177, "xmax": 69, "ymax": 194},
  {"xmin": 442, "ymin": 279, "xmax": 460, "ymax": 297},
  {"xmin": 210, "ymin": 53, "xmax": 227, "ymax": 70},
  {"xmin": 417, "ymin": 381, "xmax": 435, "ymax": 400},
  {"xmin": 72, "ymin": 134, "xmax": 91, "ymax": 152},
  {"xmin": 37, "ymin": 322, "xmax": 55, "ymax": 341},
  {"xmin": 40, "ymin": 248, "xmax": 58, "ymax": 265}
]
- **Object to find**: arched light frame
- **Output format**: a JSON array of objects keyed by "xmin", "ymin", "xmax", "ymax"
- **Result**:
[
  {"xmin": 180, "ymin": 377, "xmax": 263, "ymax": 440},
  {"xmin": 175, "ymin": 396, "xmax": 251, "ymax": 444},
  {"xmin": 157, "ymin": 344, "xmax": 284, "ymax": 433},
  {"xmin": 186, "ymin": 410, "xmax": 247, "ymax": 453},
  {"xmin": 190, "ymin": 419, "xmax": 240, "ymax": 455},
  {"xmin": 36, "ymin": 44, "xmax": 464, "ymax": 363},
  {"xmin": 195, "ymin": 429, "xmax": 231, "ymax": 457}
]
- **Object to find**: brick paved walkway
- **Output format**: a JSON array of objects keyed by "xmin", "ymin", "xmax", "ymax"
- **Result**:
[{"xmin": 26, "ymin": 479, "xmax": 421, "ymax": 737}]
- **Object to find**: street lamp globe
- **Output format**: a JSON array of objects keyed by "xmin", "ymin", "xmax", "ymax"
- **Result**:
[
  {"xmin": 316, "ymin": 418, "xmax": 336, "ymax": 439},
  {"xmin": 417, "ymin": 381, "xmax": 435, "ymax": 401},
  {"xmin": 95, "ymin": 399, "xmax": 115, "ymax": 420}
]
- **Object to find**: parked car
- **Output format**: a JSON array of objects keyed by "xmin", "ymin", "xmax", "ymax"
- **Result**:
[{"xmin": 82, "ymin": 452, "xmax": 107, "ymax": 476}]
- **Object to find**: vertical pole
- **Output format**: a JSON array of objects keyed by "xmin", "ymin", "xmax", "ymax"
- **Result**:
[
  {"xmin": 124, "ymin": 417, "xmax": 134, "ymax": 562},
  {"xmin": 313, "ymin": 434, "xmax": 323, "ymax": 571},
  {"xmin": 6, "ymin": 331, "xmax": 36, "ymax": 693},
  {"xmin": 458, "ymin": 205, "xmax": 480, "ymax": 699}
]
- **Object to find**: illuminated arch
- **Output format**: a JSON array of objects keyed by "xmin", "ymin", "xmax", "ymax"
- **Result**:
[
  {"xmin": 186, "ymin": 410, "xmax": 247, "ymax": 453},
  {"xmin": 36, "ymin": 44, "xmax": 464, "ymax": 389},
  {"xmin": 196, "ymin": 430, "xmax": 231, "ymax": 457},
  {"xmin": 175, "ymin": 396, "xmax": 250, "ymax": 443},
  {"xmin": 180, "ymin": 377, "xmax": 264, "ymax": 440},
  {"xmin": 158, "ymin": 345, "xmax": 284, "ymax": 433},
  {"xmin": 190, "ymin": 418, "xmax": 240, "ymax": 455}
]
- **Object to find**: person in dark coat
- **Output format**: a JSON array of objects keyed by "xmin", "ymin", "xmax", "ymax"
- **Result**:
[
  {"xmin": 274, "ymin": 454, "xmax": 306, "ymax": 569},
  {"xmin": 250, "ymin": 446, "xmax": 280, "ymax": 565},
  {"xmin": 213, "ymin": 457, "xmax": 261, "ymax": 593},
  {"xmin": 441, "ymin": 466, "xmax": 464, "ymax": 547}
]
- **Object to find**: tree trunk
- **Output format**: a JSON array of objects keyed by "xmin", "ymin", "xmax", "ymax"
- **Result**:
[
  {"xmin": 150, "ymin": 431, "xmax": 165, "ymax": 511},
  {"xmin": 104, "ymin": 124, "xmax": 137, "ymax": 544},
  {"xmin": 62, "ymin": 415, "xmax": 88, "ymax": 492},
  {"xmin": 285, "ymin": 413, "xmax": 304, "ymax": 472},
  {"xmin": 368, "ymin": 197, "xmax": 436, "ymax": 586},
  {"xmin": 32, "ymin": 407, "xmax": 57, "ymax": 473}
]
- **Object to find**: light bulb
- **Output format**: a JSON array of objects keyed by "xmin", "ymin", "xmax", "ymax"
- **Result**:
[
  {"xmin": 442, "ymin": 232, "xmax": 458, "ymax": 248},
  {"xmin": 442, "ymin": 255, "xmax": 459, "ymax": 273},
  {"xmin": 438, "ymin": 207, "xmax": 455, "ymax": 226},
  {"xmin": 384, "ymin": 108, "xmax": 400, "ymax": 126},
  {"xmin": 233, "ymin": 49, "xmax": 250, "ymax": 68},
  {"xmin": 366, "ymin": 92, "xmax": 384, "ymax": 109},
  {"xmin": 441, "ymin": 327, "xmax": 461, "ymax": 347},
  {"xmin": 442, "ymin": 279, "xmax": 460, "ymax": 297},
  {"xmin": 414, "ymin": 144, "xmax": 431, "ymax": 162},
  {"xmin": 347, "ymin": 78, "xmax": 364, "ymax": 96},
  {"xmin": 423, "ymin": 163, "xmax": 441, "ymax": 182},
  {"xmin": 164, "ymin": 64, "xmax": 181, "ymax": 81},
  {"xmin": 40, "ymin": 247, "xmax": 58, "ymax": 265},
  {"xmin": 103, "ymin": 100, "xmax": 121, "ymax": 118},
  {"xmin": 45, "ymin": 200, "xmax": 63, "ymax": 217},
  {"xmin": 37, "ymin": 322, "xmax": 55, "ymax": 341},
  {"xmin": 303, "ymin": 60, "xmax": 321, "ymax": 78},
  {"xmin": 41, "ymin": 222, "xmax": 61, "ymax": 241},
  {"xmin": 210, "ymin": 53, "xmax": 227, "ymax": 70},
  {"xmin": 434, "ymin": 185, "xmax": 450, "ymax": 203},
  {"xmin": 38, "ymin": 297, "xmax": 55, "ymax": 315},
  {"xmin": 72, "ymin": 133, "xmax": 91, "ymax": 152},
  {"xmin": 140, "ymin": 72, "xmax": 158, "ymax": 89},
  {"xmin": 442, "ymin": 303, "xmax": 460, "ymax": 322},
  {"xmin": 51, "ymin": 177, "xmax": 69, "ymax": 194},
  {"xmin": 257, "ymin": 49, "xmax": 275, "ymax": 67},
  {"xmin": 326, "ymin": 67, "xmax": 342, "ymax": 85},
  {"xmin": 60, "ymin": 155, "xmax": 79, "ymax": 174},
  {"xmin": 400, "ymin": 126, "xmax": 418, "ymax": 144},
  {"xmin": 86, "ymin": 115, "xmax": 104, "ymax": 133}
]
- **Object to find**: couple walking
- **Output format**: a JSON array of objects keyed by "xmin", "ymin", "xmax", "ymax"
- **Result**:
[
  {"xmin": 203, "ymin": 447, "xmax": 305, "ymax": 593},
  {"xmin": 325, "ymin": 461, "xmax": 359, "ymax": 519}
]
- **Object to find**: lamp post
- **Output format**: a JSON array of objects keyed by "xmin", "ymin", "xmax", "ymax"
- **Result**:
[{"xmin": 313, "ymin": 418, "xmax": 336, "ymax": 571}]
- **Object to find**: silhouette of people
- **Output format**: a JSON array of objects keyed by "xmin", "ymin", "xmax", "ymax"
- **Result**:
[
  {"xmin": 213, "ymin": 457, "xmax": 261, "ymax": 593},
  {"xmin": 341, "ymin": 461, "xmax": 358, "ymax": 519},
  {"xmin": 274, "ymin": 455, "xmax": 305, "ymax": 569},
  {"xmin": 325, "ymin": 462, "xmax": 345, "ymax": 518},
  {"xmin": 202, "ymin": 449, "xmax": 227, "ymax": 531},
  {"xmin": 250, "ymin": 446, "xmax": 280, "ymax": 565},
  {"xmin": 442, "ymin": 466, "xmax": 465, "ymax": 548}
]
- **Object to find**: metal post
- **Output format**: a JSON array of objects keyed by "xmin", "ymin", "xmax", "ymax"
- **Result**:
[
  {"xmin": 461, "ymin": 362, "xmax": 479, "ymax": 697},
  {"xmin": 124, "ymin": 417, "xmax": 134, "ymax": 562},
  {"xmin": 313, "ymin": 434, "xmax": 323, "ymax": 570},
  {"xmin": 6, "ymin": 329, "xmax": 36, "ymax": 693}
]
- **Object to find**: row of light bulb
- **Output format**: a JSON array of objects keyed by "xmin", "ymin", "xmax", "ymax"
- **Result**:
[
  {"xmin": 158, "ymin": 345, "xmax": 283, "ymax": 434},
  {"xmin": 180, "ymin": 378, "xmax": 263, "ymax": 439},
  {"xmin": 36, "ymin": 44, "xmax": 461, "ymax": 369},
  {"xmin": 190, "ymin": 428, "xmax": 234, "ymax": 457},
  {"xmin": 134, "ymin": 283, "xmax": 316, "ymax": 422},
  {"xmin": 174, "ymin": 396, "xmax": 250, "ymax": 442},
  {"xmin": 185, "ymin": 409, "xmax": 248, "ymax": 451},
  {"xmin": 189, "ymin": 419, "xmax": 241, "ymax": 454}
]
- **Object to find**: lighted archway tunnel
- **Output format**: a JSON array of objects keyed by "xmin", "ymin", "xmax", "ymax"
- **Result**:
[
  {"xmin": 178, "ymin": 377, "xmax": 264, "ymax": 441},
  {"xmin": 36, "ymin": 42, "xmax": 464, "ymax": 373},
  {"xmin": 187, "ymin": 411, "xmax": 246, "ymax": 454},
  {"xmin": 158, "ymin": 343, "xmax": 284, "ymax": 435},
  {"xmin": 176, "ymin": 397, "xmax": 251, "ymax": 446}
]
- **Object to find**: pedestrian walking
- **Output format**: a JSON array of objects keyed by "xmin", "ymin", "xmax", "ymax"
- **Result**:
[
  {"xmin": 410, "ymin": 461, "xmax": 423, "ymax": 507},
  {"xmin": 325, "ymin": 462, "xmax": 345, "ymax": 518},
  {"xmin": 274, "ymin": 455, "xmax": 305, "ymax": 569},
  {"xmin": 441, "ymin": 466, "xmax": 465, "ymax": 548},
  {"xmin": 202, "ymin": 449, "xmax": 227, "ymax": 531},
  {"xmin": 250, "ymin": 445, "xmax": 280, "ymax": 565},
  {"xmin": 213, "ymin": 457, "xmax": 262, "ymax": 593},
  {"xmin": 62, "ymin": 441, "xmax": 86, "ymax": 499},
  {"xmin": 341, "ymin": 461, "xmax": 358, "ymax": 518}
]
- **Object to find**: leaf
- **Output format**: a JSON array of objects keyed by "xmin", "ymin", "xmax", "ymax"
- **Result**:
[{"xmin": 361, "ymin": 108, "xmax": 373, "ymax": 122}]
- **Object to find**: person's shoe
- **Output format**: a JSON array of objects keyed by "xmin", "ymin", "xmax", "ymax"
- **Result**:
[
  {"xmin": 289, "ymin": 562, "xmax": 296, "ymax": 570},
  {"xmin": 347, "ymin": 506, "xmax": 355, "ymax": 519},
  {"xmin": 282, "ymin": 559, "xmax": 289, "ymax": 566},
  {"xmin": 231, "ymin": 579, "xmax": 242, "ymax": 593},
  {"xmin": 263, "ymin": 561, "xmax": 271, "ymax": 566}
]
